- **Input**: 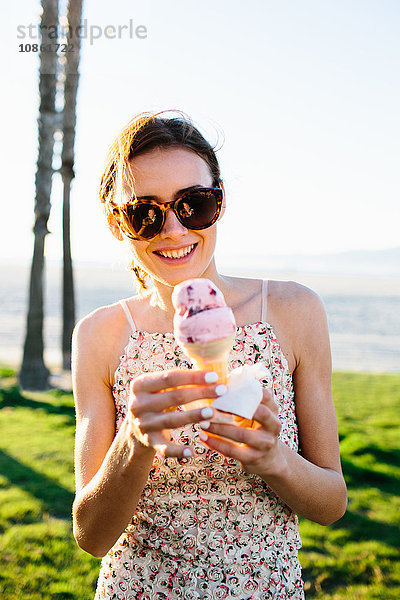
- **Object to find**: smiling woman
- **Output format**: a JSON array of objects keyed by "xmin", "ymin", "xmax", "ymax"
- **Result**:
[
  {"xmin": 99, "ymin": 112, "xmax": 223, "ymax": 290},
  {"xmin": 108, "ymin": 147, "xmax": 223, "ymax": 292},
  {"xmin": 71, "ymin": 110, "xmax": 347, "ymax": 600}
]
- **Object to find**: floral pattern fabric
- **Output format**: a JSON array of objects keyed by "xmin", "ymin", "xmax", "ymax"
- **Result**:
[{"xmin": 95, "ymin": 322, "xmax": 305, "ymax": 600}]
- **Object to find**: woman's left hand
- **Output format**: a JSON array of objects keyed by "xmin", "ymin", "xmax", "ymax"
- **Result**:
[{"xmin": 199, "ymin": 388, "xmax": 284, "ymax": 477}]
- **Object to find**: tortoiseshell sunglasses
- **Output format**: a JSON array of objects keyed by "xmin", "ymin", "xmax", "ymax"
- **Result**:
[{"xmin": 111, "ymin": 187, "xmax": 224, "ymax": 240}]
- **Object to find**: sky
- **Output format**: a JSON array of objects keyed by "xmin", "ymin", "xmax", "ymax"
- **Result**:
[{"xmin": 2, "ymin": 0, "xmax": 400, "ymax": 270}]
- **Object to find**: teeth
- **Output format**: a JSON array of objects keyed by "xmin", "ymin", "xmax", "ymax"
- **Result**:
[{"xmin": 158, "ymin": 244, "xmax": 194, "ymax": 259}]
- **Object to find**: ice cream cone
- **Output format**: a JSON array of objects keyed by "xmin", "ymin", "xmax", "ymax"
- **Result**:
[
  {"xmin": 180, "ymin": 335, "xmax": 234, "ymax": 380},
  {"xmin": 179, "ymin": 334, "xmax": 235, "ymax": 408},
  {"xmin": 172, "ymin": 279, "xmax": 237, "ymax": 412},
  {"xmin": 191, "ymin": 357, "xmax": 229, "ymax": 385}
]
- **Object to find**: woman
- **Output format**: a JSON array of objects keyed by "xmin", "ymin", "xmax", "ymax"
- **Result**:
[{"xmin": 72, "ymin": 111, "xmax": 347, "ymax": 599}]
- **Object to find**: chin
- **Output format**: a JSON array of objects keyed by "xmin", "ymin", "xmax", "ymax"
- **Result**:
[
  {"xmin": 155, "ymin": 265, "xmax": 213, "ymax": 288},
  {"xmin": 139, "ymin": 245, "xmax": 216, "ymax": 288}
]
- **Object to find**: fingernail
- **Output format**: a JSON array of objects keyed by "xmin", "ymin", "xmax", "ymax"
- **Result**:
[
  {"xmin": 215, "ymin": 384, "xmax": 227, "ymax": 396},
  {"xmin": 198, "ymin": 431, "xmax": 208, "ymax": 441},
  {"xmin": 183, "ymin": 448, "xmax": 193, "ymax": 457},
  {"xmin": 205, "ymin": 371, "xmax": 218, "ymax": 383},
  {"xmin": 201, "ymin": 406, "xmax": 214, "ymax": 419},
  {"xmin": 199, "ymin": 420, "xmax": 210, "ymax": 429}
]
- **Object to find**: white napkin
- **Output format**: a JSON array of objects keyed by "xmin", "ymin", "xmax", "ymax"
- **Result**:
[{"xmin": 211, "ymin": 364, "xmax": 270, "ymax": 419}]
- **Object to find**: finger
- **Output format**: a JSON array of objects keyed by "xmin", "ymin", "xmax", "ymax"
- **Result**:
[
  {"xmin": 252, "ymin": 403, "xmax": 282, "ymax": 436},
  {"xmin": 156, "ymin": 443, "xmax": 195, "ymax": 459},
  {"xmin": 158, "ymin": 383, "xmax": 226, "ymax": 409},
  {"xmin": 202, "ymin": 420, "xmax": 277, "ymax": 451},
  {"xmin": 198, "ymin": 430, "xmax": 264, "ymax": 464},
  {"xmin": 130, "ymin": 383, "xmax": 226, "ymax": 415},
  {"xmin": 132, "ymin": 425, "xmax": 195, "ymax": 459},
  {"xmin": 131, "ymin": 369, "xmax": 219, "ymax": 394},
  {"xmin": 260, "ymin": 387, "xmax": 279, "ymax": 414},
  {"xmin": 134, "ymin": 404, "xmax": 216, "ymax": 433}
]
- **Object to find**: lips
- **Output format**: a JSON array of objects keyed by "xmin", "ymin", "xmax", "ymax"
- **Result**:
[{"xmin": 154, "ymin": 243, "xmax": 196, "ymax": 259}]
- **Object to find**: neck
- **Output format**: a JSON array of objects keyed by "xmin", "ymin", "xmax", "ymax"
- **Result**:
[{"xmin": 149, "ymin": 259, "xmax": 230, "ymax": 319}]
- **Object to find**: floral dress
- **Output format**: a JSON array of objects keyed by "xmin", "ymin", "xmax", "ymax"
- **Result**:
[{"xmin": 94, "ymin": 323, "xmax": 305, "ymax": 600}]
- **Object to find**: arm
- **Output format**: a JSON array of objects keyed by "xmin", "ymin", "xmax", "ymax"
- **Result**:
[
  {"xmin": 72, "ymin": 310, "xmax": 222, "ymax": 557},
  {"xmin": 72, "ymin": 312, "xmax": 155, "ymax": 558},
  {"xmin": 199, "ymin": 286, "xmax": 347, "ymax": 525}
]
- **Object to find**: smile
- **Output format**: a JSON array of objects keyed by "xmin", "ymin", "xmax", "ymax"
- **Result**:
[{"xmin": 155, "ymin": 244, "xmax": 196, "ymax": 259}]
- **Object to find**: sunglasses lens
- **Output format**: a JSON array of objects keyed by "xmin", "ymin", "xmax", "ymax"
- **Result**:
[
  {"xmin": 119, "ymin": 188, "xmax": 222, "ymax": 240},
  {"xmin": 176, "ymin": 190, "xmax": 220, "ymax": 230},
  {"xmin": 125, "ymin": 203, "xmax": 163, "ymax": 239}
]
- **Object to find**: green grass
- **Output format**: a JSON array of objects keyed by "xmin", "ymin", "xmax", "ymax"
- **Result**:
[
  {"xmin": 0, "ymin": 370, "xmax": 99, "ymax": 599},
  {"xmin": 300, "ymin": 373, "xmax": 400, "ymax": 599},
  {"xmin": 0, "ymin": 368, "xmax": 399, "ymax": 599}
]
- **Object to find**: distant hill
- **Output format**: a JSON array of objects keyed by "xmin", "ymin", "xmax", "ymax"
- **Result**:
[
  {"xmin": 221, "ymin": 247, "xmax": 400, "ymax": 277},
  {"xmin": 2, "ymin": 247, "xmax": 399, "ymax": 278}
]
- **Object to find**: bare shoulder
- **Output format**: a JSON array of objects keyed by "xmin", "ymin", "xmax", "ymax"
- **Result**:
[
  {"xmin": 73, "ymin": 302, "xmax": 126, "ymax": 359},
  {"xmin": 74, "ymin": 301, "xmax": 126, "ymax": 340},
  {"xmin": 72, "ymin": 300, "xmax": 134, "ymax": 389},
  {"xmin": 269, "ymin": 279, "xmax": 327, "ymax": 327},
  {"xmin": 269, "ymin": 279, "xmax": 323, "ymax": 309},
  {"xmin": 267, "ymin": 280, "xmax": 329, "ymax": 373}
]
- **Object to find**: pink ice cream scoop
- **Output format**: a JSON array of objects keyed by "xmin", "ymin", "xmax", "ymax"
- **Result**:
[
  {"xmin": 172, "ymin": 279, "xmax": 265, "ymax": 422},
  {"xmin": 172, "ymin": 279, "xmax": 236, "ymax": 345}
]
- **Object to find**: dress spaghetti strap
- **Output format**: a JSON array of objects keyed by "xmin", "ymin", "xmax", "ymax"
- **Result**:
[
  {"xmin": 261, "ymin": 280, "xmax": 269, "ymax": 322},
  {"xmin": 119, "ymin": 299, "xmax": 137, "ymax": 332}
]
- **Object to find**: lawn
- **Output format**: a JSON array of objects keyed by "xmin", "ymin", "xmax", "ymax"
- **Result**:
[
  {"xmin": 0, "ymin": 368, "xmax": 399, "ymax": 599},
  {"xmin": 300, "ymin": 373, "xmax": 400, "ymax": 599}
]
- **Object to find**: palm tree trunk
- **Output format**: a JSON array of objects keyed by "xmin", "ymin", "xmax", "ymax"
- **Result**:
[
  {"xmin": 62, "ymin": 175, "xmax": 75, "ymax": 370},
  {"xmin": 61, "ymin": 0, "xmax": 82, "ymax": 370},
  {"xmin": 20, "ymin": 0, "xmax": 59, "ymax": 390}
]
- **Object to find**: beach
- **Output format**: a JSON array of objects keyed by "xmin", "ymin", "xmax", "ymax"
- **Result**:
[{"xmin": 1, "ymin": 262, "xmax": 399, "ymax": 375}]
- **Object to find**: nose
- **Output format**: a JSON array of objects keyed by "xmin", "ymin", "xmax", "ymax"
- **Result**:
[{"xmin": 159, "ymin": 208, "xmax": 189, "ymax": 239}]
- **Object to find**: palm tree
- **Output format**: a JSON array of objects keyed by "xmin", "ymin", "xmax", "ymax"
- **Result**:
[
  {"xmin": 61, "ymin": 0, "xmax": 83, "ymax": 370},
  {"xmin": 20, "ymin": 0, "xmax": 60, "ymax": 390}
]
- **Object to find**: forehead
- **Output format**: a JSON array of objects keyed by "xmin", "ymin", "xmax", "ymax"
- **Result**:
[{"xmin": 124, "ymin": 147, "xmax": 213, "ymax": 197}]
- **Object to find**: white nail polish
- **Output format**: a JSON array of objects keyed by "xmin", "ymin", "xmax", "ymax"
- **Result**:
[
  {"xmin": 199, "ymin": 431, "xmax": 208, "ymax": 441},
  {"xmin": 183, "ymin": 448, "xmax": 193, "ymax": 457},
  {"xmin": 215, "ymin": 384, "xmax": 227, "ymax": 396},
  {"xmin": 205, "ymin": 371, "xmax": 218, "ymax": 383},
  {"xmin": 201, "ymin": 406, "xmax": 214, "ymax": 419},
  {"xmin": 199, "ymin": 420, "xmax": 210, "ymax": 429}
]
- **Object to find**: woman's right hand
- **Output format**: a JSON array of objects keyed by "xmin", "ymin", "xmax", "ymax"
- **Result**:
[{"xmin": 127, "ymin": 369, "xmax": 226, "ymax": 458}]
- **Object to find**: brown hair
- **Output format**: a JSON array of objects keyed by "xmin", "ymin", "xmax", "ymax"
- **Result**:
[{"xmin": 99, "ymin": 110, "xmax": 222, "ymax": 290}]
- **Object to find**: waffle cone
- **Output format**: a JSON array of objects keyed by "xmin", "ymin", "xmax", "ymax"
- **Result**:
[
  {"xmin": 179, "ymin": 335, "xmax": 235, "ymax": 408},
  {"xmin": 189, "ymin": 356, "xmax": 229, "ymax": 384},
  {"xmin": 180, "ymin": 334, "xmax": 235, "ymax": 363}
]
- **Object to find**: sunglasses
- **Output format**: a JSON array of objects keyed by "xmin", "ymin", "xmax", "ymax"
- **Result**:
[{"xmin": 112, "ymin": 187, "xmax": 224, "ymax": 240}]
